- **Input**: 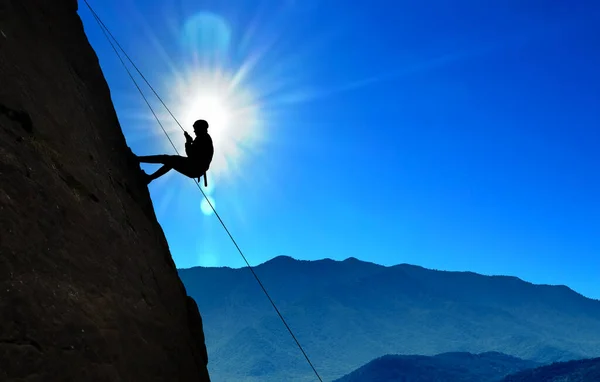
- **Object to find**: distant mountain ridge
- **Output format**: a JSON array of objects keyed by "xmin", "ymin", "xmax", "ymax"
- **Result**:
[
  {"xmin": 333, "ymin": 351, "xmax": 540, "ymax": 382},
  {"xmin": 500, "ymin": 357, "xmax": 600, "ymax": 382},
  {"xmin": 179, "ymin": 256, "xmax": 600, "ymax": 381},
  {"xmin": 332, "ymin": 352, "xmax": 600, "ymax": 382}
]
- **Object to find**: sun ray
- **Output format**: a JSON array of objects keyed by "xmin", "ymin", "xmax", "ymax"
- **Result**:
[
  {"xmin": 119, "ymin": 0, "xmax": 184, "ymax": 83},
  {"xmin": 159, "ymin": 58, "xmax": 262, "ymax": 184},
  {"xmin": 128, "ymin": 4, "xmax": 345, "ymax": 226}
]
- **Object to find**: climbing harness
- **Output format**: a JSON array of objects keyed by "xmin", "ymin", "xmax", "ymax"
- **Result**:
[{"xmin": 82, "ymin": 1, "xmax": 323, "ymax": 381}]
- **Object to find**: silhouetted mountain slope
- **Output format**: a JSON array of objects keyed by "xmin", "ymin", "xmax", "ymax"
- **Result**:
[
  {"xmin": 179, "ymin": 256, "xmax": 600, "ymax": 381},
  {"xmin": 0, "ymin": 1, "xmax": 209, "ymax": 381},
  {"xmin": 501, "ymin": 357, "xmax": 600, "ymax": 382},
  {"xmin": 333, "ymin": 352, "xmax": 539, "ymax": 382}
]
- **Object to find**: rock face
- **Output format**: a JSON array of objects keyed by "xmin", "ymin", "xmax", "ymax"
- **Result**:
[{"xmin": 0, "ymin": 1, "xmax": 210, "ymax": 381}]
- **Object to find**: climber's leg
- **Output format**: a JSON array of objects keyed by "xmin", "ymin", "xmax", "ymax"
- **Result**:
[
  {"xmin": 138, "ymin": 155, "xmax": 199, "ymax": 183},
  {"xmin": 137, "ymin": 154, "xmax": 171, "ymax": 164},
  {"xmin": 170, "ymin": 158, "xmax": 200, "ymax": 178},
  {"xmin": 138, "ymin": 155, "xmax": 176, "ymax": 184},
  {"xmin": 145, "ymin": 165, "xmax": 172, "ymax": 184}
]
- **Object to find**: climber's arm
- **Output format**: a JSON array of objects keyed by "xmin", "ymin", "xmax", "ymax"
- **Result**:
[{"xmin": 184, "ymin": 132, "xmax": 193, "ymax": 156}]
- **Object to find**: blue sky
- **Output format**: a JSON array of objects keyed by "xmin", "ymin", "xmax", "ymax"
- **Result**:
[{"xmin": 79, "ymin": 0, "xmax": 600, "ymax": 299}]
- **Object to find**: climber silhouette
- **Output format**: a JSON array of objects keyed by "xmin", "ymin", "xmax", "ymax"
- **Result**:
[{"xmin": 136, "ymin": 119, "xmax": 214, "ymax": 185}]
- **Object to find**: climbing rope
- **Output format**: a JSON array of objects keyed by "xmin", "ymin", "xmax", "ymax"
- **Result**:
[{"xmin": 83, "ymin": 1, "xmax": 323, "ymax": 381}]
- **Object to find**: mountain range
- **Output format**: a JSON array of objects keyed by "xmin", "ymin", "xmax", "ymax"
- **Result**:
[
  {"xmin": 178, "ymin": 256, "xmax": 600, "ymax": 381},
  {"xmin": 333, "ymin": 351, "xmax": 539, "ymax": 382},
  {"xmin": 333, "ymin": 352, "xmax": 600, "ymax": 382},
  {"xmin": 501, "ymin": 356, "xmax": 600, "ymax": 382}
]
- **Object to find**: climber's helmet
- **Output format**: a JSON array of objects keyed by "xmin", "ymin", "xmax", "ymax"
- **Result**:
[{"xmin": 193, "ymin": 119, "xmax": 209, "ymax": 134}]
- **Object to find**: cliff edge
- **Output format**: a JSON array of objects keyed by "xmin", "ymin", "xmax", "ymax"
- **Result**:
[{"xmin": 0, "ymin": 0, "xmax": 210, "ymax": 381}]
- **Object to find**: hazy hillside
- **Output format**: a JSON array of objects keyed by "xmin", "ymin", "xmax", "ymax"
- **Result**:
[
  {"xmin": 333, "ymin": 351, "xmax": 539, "ymax": 382},
  {"xmin": 501, "ymin": 357, "xmax": 600, "ymax": 382},
  {"xmin": 179, "ymin": 256, "xmax": 600, "ymax": 381}
]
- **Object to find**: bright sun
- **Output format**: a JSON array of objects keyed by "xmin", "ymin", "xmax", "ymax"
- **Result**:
[{"xmin": 166, "ymin": 68, "xmax": 262, "ymax": 183}]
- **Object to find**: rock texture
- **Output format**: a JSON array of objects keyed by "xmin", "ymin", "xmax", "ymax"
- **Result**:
[{"xmin": 0, "ymin": 1, "xmax": 210, "ymax": 381}]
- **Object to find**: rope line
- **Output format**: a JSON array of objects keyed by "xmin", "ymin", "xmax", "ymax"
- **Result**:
[
  {"xmin": 84, "ymin": 3, "xmax": 186, "ymax": 133},
  {"xmin": 83, "ymin": 2, "xmax": 323, "ymax": 381},
  {"xmin": 89, "ymin": 8, "xmax": 178, "ymax": 153}
]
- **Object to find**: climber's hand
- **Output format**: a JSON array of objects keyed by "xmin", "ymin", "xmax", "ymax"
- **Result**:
[{"xmin": 184, "ymin": 131, "xmax": 192, "ymax": 142}]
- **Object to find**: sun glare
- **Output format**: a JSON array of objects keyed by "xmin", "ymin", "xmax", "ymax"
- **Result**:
[
  {"xmin": 166, "ymin": 68, "xmax": 261, "ymax": 184},
  {"xmin": 187, "ymin": 95, "xmax": 231, "ymax": 133}
]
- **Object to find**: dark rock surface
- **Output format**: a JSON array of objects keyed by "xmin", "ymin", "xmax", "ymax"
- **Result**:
[{"xmin": 0, "ymin": 0, "xmax": 210, "ymax": 381}]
